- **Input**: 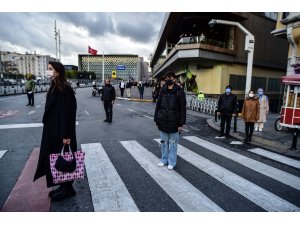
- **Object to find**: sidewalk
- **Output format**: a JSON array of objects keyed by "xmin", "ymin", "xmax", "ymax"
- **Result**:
[
  {"xmin": 115, "ymin": 85, "xmax": 154, "ymax": 102},
  {"xmin": 206, "ymin": 113, "xmax": 300, "ymax": 159}
]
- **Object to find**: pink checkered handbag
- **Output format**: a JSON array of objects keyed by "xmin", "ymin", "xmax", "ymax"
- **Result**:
[{"xmin": 49, "ymin": 145, "xmax": 85, "ymax": 184}]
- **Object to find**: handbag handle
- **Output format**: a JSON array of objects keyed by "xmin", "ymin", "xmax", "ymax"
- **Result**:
[{"xmin": 60, "ymin": 144, "xmax": 72, "ymax": 155}]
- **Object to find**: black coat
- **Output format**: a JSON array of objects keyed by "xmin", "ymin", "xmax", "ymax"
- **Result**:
[
  {"xmin": 34, "ymin": 85, "xmax": 77, "ymax": 187},
  {"xmin": 101, "ymin": 84, "xmax": 116, "ymax": 101},
  {"xmin": 154, "ymin": 84, "xmax": 186, "ymax": 133},
  {"xmin": 217, "ymin": 93, "xmax": 237, "ymax": 115}
]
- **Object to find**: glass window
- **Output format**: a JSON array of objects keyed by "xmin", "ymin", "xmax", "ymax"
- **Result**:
[
  {"xmin": 268, "ymin": 78, "xmax": 281, "ymax": 92},
  {"xmin": 252, "ymin": 77, "xmax": 266, "ymax": 91}
]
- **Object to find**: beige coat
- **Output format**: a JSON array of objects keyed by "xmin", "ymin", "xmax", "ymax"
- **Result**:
[
  {"xmin": 257, "ymin": 95, "xmax": 269, "ymax": 123},
  {"xmin": 242, "ymin": 97, "xmax": 260, "ymax": 122}
]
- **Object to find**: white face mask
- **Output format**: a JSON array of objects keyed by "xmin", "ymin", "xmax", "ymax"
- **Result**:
[
  {"xmin": 249, "ymin": 93, "xmax": 254, "ymax": 98},
  {"xmin": 46, "ymin": 70, "xmax": 54, "ymax": 79}
]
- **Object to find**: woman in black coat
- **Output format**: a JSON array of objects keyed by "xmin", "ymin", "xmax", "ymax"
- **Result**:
[{"xmin": 34, "ymin": 61, "xmax": 77, "ymax": 202}]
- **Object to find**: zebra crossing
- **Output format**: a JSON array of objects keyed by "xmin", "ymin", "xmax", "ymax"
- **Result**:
[{"xmin": 78, "ymin": 135, "xmax": 300, "ymax": 212}]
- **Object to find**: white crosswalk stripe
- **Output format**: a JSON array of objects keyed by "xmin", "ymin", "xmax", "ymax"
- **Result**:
[
  {"xmin": 81, "ymin": 143, "xmax": 139, "ymax": 212},
  {"xmin": 120, "ymin": 140, "xmax": 224, "ymax": 212},
  {"xmin": 0, "ymin": 150, "xmax": 8, "ymax": 159},
  {"xmin": 154, "ymin": 139, "xmax": 300, "ymax": 212},
  {"xmin": 248, "ymin": 148, "xmax": 300, "ymax": 170},
  {"xmin": 184, "ymin": 136, "xmax": 300, "ymax": 191}
]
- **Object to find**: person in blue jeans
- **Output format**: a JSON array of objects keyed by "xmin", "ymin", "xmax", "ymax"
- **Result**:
[{"xmin": 154, "ymin": 71, "xmax": 186, "ymax": 170}]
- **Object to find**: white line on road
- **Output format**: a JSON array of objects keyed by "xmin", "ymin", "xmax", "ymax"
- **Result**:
[
  {"xmin": 126, "ymin": 108, "xmax": 135, "ymax": 112},
  {"xmin": 0, "ymin": 150, "xmax": 8, "ymax": 159},
  {"xmin": 143, "ymin": 115, "xmax": 153, "ymax": 119},
  {"xmin": 41, "ymin": 101, "xmax": 45, "ymax": 104},
  {"xmin": 249, "ymin": 148, "xmax": 300, "ymax": 170},
  {"xmin": 0, "ymin": 121, "xmax": 79, "ymax": 129},
  {"xmin": 28, "ymin": 111, "xmax": 36, "ymax": 115},
  {"xmin": 116, "ymin": 104, "xmax": 122, "ymax": 106},
  {"xmin": 0, "ymin": 96, "xmax": 23, "ymax": 101},
  {"xmin": 121, "ymin": 140, "xmax": 224, "ymax": 212},
  {"xmin": 182, "ymin": 129, "xmax": 189, "ymax": 132},
  {"xmin": 154, "ymin": 139, "xmax": 300, "ymax": 212},
  {"xmin": 81, "ymin": 143, "xmax": 139, "ymax": 212},
  {"xmin": 183, "ymin": 136, "xmax": 300, "ymax": 191},
  {"xmin": 84, "ymin": 110, "xmax": 90, "ymax": 116},
  {"xmin": 36, "ymin": 105, "xmax": 41, "ymax": 109}
]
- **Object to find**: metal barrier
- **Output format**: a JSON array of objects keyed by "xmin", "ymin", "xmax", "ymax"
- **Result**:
[{"xmin": 186, "ymin": 95, "xmax": 218, "ymax": 116}]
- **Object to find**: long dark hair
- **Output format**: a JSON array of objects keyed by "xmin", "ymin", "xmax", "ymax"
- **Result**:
[{"xmin": 47, "ymin": 61, "xmax": 72, "ymax": 98}]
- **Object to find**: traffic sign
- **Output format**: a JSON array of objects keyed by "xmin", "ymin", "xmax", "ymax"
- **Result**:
[{"xmin": 117, "ymin": 65, "xmax": 126, "ymax": 70}]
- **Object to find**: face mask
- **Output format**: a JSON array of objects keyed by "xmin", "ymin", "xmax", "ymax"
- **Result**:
[
  {"xmin": 46, "ymin": 70, "xmax": 53, "ymax": 78},
  {"xmin": 249, "ymin": 93, "xmax": 254, "ymax": 98},
  {"xmin": 166, "ymin": 80, "xmax": 173, "ymax": 86},
  {"xmin": 258, "ymin": 91, "xmax": 263, "ymax": 96},
  {"xmin": 225, "ymin": 88, "xmax": 231, "ymax": 93}
]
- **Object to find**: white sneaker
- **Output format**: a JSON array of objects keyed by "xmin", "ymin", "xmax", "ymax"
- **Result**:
[
  {"xmin": 259, "ymin": 128, "xmax": 262, "ymax": 132},
  {"xmin": 254, "ymin": 128, "xmax": 258, "ymax": 131},
  {"xmin": 158, "ymin": 162, "xmax": 165, "ymax": 167},
  {"xmin": 167, "ymin": 165, "xmax": 174, "ymax": 170}
]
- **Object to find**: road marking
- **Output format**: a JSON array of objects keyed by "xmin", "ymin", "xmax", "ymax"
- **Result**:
[
  {"xmin": 249, "ymin": 148, "xmax": 300, "ymax": 170},
  {"xmin": 81, "ymin": 143, "xmax": 139, "ymax": 212},
  {"xmin": 0, "ymin": 110, "xmax": 19, "ymax": 118},
  {"xmin": 182, "ymin": 129, "xmax": 189, "ymax": 132},
  {"xmin": 0, "ymin": 96, "xmax": 23, "ymax": 101},
  {"xmin": 28, "ymin": 111, "xmax": 36, "ymax": 115},
  {"xmin": 41, "ymin": 101, "xmax": 45, "ymax": 104},
  {"xmin": 84, "ymin": 110, "xmax": 90, "ymax": 116},
  {"xmin": 183, "ymin": 136, "xmax": 300, "ymax": 191},
  {"xmin": 143, "ymin": 115, "xmax": 153, "ymax": 119},
  {"xmin": 36, "ymin": 105, "xmax": 41, "ymax": 109},
  {"xmin": 0, "ymin": 121, "xmax": 79, "ymax": 129},
  {"xmin": 154, "ymin": 139, "xmax": 300, "ymax": 212},
  {"xmin": 121, "ymin": 140, "xmax": 224, "ymax": 212},
  {"xmin": 116, "ymin": 104, "xmax": 122, "ymax": 106},
  {"xmin": 230, "ymin": 141, "xmax": 243, "ymax": 145},
  {"xmin": 127, "ymin": 108, "xmax": 135, "ymax": 112},
  {"xmin": 0, "ymin": 150, "xmax": 8, "ymax": 159}
]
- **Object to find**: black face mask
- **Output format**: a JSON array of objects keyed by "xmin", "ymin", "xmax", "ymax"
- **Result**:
[
  {"xmin": 105, "ymin": 83, "xmax": 110, "ymax": 86},
  {"xmin": 166, "ymin": 80, "xmax": 173, "ymax": 86}
]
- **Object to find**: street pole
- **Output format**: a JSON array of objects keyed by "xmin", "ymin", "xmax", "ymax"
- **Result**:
[
  {"xmin": 102, "ymin": 51, "xmax": 104, "ymax": 84},
  {"xmin": 54, "ymin": 20, "xmax": 58, "ymax": 61},
  {"xmin": 58, "ymin": 29, "xmax": 61, "ymax": 62},
  {"xmin": 208, "ymin": 19, "xmax": 255, "ymax": 97}
]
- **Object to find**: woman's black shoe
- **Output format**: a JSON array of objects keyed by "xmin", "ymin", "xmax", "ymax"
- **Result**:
[
  {"xmin": 51, "ymin": 186, "xmax": 76, "ymax": 202},
  {"xmin": 48, "ymin": 185, "xmax": 64, "ymax": 197}
]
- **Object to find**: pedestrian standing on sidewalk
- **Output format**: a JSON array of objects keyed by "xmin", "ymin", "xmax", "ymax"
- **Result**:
[
  {"xmin": 34, "ymin": 61, "xmax": 77, "ymax": 202},
  {"xmin": 119, "ymin": 79, "xmax": 125, "ymax": 98},
  {"xmin": 101, "ymin": 79, "xmax": 116, "ymax": 123},
  {"xmin": 25, "ymin": 74, "xmax": 35, "ymax": 106},
  {"xmin": 241, "ymin": 90, "xmax": 260, "ymax": 143},
  {"xmin": 217, "ymin": 85, "xmax": 237, "ymax": 139},
  {"xmin": 137, "ymin": 81, "xmax": 144, "ymax": 99},
  {"xmin": 154, "ymin": 71, "xmax": 186, "ymax": 170},
  {"xmin": 255, "ymin": 88, "xmax": 269, "ymax": 132},
  {"xmin": 152, "ymin": 82, "xmax": 160, "ymax": 103},
  {"xmin": 126, "ymin": 80, "xmax": 132, "ymax": 98}
]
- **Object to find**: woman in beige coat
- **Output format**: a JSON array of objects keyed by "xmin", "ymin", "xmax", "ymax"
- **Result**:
[
  {"xmin": 242, "ymin": 90, "xmax": 260, "ymax": 143},
  {"xmin": 255, "ymin": 88, "xmax": 269, "ymax": 132}
]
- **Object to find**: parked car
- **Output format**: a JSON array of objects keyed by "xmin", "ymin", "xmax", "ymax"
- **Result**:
[{"xmin": 3, "ymin": 79, "xmax": 17, "ymax": 85}]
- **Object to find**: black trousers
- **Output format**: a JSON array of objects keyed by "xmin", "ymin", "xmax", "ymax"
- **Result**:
[
  {"xmin": 245, "ymin": 122, "xmax": 255, "ymax": 137},
  {"xmin": 26, "ymin": 91, "xmax": 34, "ymax": 105},
  {"xmin": 103, "ymin": 101, "xmax": 113, "ymax": 121},
  {"xmin": 120, "ymin": 88, "xmax": 125, "ymax": 97},
  {"xmin": 220, "ymin": 114, "xmax": 232, "ymax": 135}
]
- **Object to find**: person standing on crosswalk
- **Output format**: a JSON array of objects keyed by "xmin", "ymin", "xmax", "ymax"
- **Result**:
[
  {"xmin": 217, "ymin": 85, "xmax": 237, "ymax": 139},
  {"xmin": 101, "ymin": 79, "xmax": 116, "ymax": 123},
  {"xmin": 154, "ymin": 71, "xmax": 186, "ymax": 170},
  {"xmin": 34, "ymin": 61, "xmax": 77, "ymax": 202},
  {"xmin": 241, "ymin": 90, "xmax": 260, "ymax": 143}
]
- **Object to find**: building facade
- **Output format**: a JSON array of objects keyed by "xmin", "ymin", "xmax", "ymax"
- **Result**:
[
  {"xmin": 272, "ymin": 12, "xmax": 300, "ymax": 75},
  {"xmin": 78, "ymin": 54, "xmax": 148, "ymax": 82},
  {"xmin": 150, "ymin": 12, "xmax": 289, "ymax": 112},
  {"xmin": 0, "ymin": 51, "xmax": 56, "ymax": 78}
]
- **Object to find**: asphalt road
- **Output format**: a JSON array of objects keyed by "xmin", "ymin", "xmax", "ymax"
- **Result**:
[{"xmin": 0, "ymin": 87, "xmax": 300, "ymax": 212}]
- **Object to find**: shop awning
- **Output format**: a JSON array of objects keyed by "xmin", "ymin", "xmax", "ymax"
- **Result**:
[{"xmin": 281, "ymin": 74, "xmax": 300, "ymax": 85}]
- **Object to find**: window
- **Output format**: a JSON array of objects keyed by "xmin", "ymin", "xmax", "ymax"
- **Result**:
[
  {"xmin": 230, "ymin": 74, "xmax": 246, "ymax": 91},
  {"xmin": 251, "ymin": 77, "xmax": 267, "ymax": 91},
  {"xmin": 264, "ymin": 12, "xmax": 278, "ymax": 21},
  {"xmin": 268, "ymin": 78, "xmax": 281, "ymax": 92}
]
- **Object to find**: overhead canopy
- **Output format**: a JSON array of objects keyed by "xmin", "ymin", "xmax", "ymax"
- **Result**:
[{"xmin": 281, "ymin": 74, "xmax": 300, "ymax": 85}]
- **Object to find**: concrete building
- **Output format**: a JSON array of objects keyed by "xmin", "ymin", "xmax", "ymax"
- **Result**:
[
  {"xmin": 64, "ymin": 65, "xmax": 78, "ymax": 71},
  {"xmin": 78, "ymin": 54, "xmax": 148, "ymax": 82},
  {"xmin": 0, "ymin": 51, "xmax": 56, "ymax": 78},
  {"xmin": 150, "ymin": 12, "xmax": 289, "ymax": 112},
  {"xmin": 271, "ymin": 12, "xmax": 300, "ymax": 75}
]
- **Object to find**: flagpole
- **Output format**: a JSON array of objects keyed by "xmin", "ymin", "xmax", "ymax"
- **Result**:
[
  {"xmin": 88, "ymin": 53, "xmax": 90, "ymax": 72},
  {"xmin": 102, "ymin": 51, "xmax": 104, "ymax": 84}
]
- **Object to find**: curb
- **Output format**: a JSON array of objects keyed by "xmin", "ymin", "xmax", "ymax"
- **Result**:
[
  {"xmin": 116, "ymin": 97, "xmax": 153, "ymax": 102},
  {"xmin": 207, "ymin": 118, "xmax": 300, "ymax": 159}
]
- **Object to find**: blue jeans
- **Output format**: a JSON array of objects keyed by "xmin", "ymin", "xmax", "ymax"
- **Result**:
[{"xmin": 159, "ymin": 131, "xmax": 179, "ymax": 167}]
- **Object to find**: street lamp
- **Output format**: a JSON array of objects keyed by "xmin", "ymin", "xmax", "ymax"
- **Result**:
[{"xmin": 208, "ymin": 19, "xmax": 255, "ymax": 97}]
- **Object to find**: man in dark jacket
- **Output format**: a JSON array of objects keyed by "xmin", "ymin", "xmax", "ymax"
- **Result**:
[
  {"xmin": 101, "ymin": 79, "xmax": 116, "ymax": 123},
  {"xmin": 217, "ymin": 85, "xmax": 237, "ymax": 139},
  {"xmin": 154, "ymin": 71, "xmax": 186, "ymax": 170}
]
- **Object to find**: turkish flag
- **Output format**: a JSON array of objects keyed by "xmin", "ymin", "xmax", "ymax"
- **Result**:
[{"xmin": 88, "ymin": 46, "xmax": 97, "ymax": 55}]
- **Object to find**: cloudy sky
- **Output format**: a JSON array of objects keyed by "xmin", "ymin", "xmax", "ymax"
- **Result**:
[{"xmin": 0, "ymin": 12, "xmax": 165, "ymax": 65}]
